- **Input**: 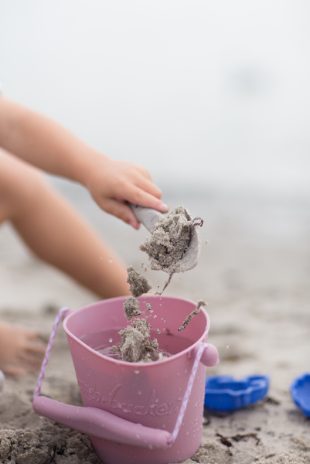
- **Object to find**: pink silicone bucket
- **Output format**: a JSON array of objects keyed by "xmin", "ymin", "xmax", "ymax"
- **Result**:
[{"xmin": 33, "ymin": 296, "xmax": 219, "ymax": 464}]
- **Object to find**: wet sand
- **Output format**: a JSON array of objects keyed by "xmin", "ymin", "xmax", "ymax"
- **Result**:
[{"xmin": 0, "ymin": 189, "xmax": 309, "ymax": 463}]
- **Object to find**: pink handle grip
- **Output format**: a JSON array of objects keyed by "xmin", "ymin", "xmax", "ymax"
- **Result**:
[
  {"xmin": 200, "ymin": 343, "xmax": 219, "ymax": 367},
  {"xmin": 33, "ymin": 308, "xmax": 218, "ymax": 449},
  {"xmin": 33, "ymin": 396, "xmax": 171, "ymax": 448}
]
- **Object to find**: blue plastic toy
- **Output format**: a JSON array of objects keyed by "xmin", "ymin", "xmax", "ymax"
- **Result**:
[
  {"xmin": 291, "ymin": 373, "xmax": 310, "ymax": 418},
  {"xmin": 204, "ymin": 375, "xmax": 269, "ymax": 412}
]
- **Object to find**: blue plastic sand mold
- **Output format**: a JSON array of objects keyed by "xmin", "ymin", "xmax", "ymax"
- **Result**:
[
  {"xmin": 291, "ymin": 373, "xmax": 310, "ymax": 418},
  {"xmin": 204, "ymin": 375, "xmax": 269, "ymax": 412}
]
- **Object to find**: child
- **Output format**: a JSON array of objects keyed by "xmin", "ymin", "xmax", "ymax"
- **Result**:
[{"xmin": 0, "ymin": 97, "xmax": 167, "ymax": 377}]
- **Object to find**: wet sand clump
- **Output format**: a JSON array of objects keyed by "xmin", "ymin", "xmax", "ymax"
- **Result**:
[
  {"xmin": 140, "ymin": 206, "xmax": 201, "ymax": 273},
  {"xmin": 118, "ymin": 268, "xmax": 158, "ymax": 362},
  {"xmin": 119, "ymin": 294, "xmax": 160, "ymax": 362},
  {"xmin": 123, "ymin": 296, "xmax": 141, "ymax": 319},
  {"xmin": 127, "ymin": 266, "xmax": 151, "ymax": 297},
  {"xmin": 117, "ymin": 318, "xmax": 160, "ymax": 362},
  {"xmin": 0, "ymin": 423, "xmax": 100, "ymax": 464}
]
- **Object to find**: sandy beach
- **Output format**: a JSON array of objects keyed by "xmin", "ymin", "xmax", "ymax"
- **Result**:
[{"xmin": 0, "ymin": 187, "xmax": 309, "ymax": 464}]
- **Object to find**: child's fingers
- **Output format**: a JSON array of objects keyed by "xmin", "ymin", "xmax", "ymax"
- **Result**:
[
  {"xmin": 26, "ymin": 329, "xmax": 49, "ymax": 343},
  {"xmin": 24, "ymin": 341, "xmax": 45, "ymax": 357},
  {"xmin": 124, "ymin": 186, "xmax": 168, "ymax": 213},
  {"xmin": 102, "ymin": 198, "xmax": 140, "ymax": 229},
  {"xmin": 134, "ymin": 175, "xmax": 162, "ymax": 199},
  {"xmin": 133, "ymin": 164, "xmax": 152, "ymax": 181},
  {"xmin": 28, "ymin": 333, "xmax": 45, "ymax": 344},
  {"xmin": 19, "ymin": 339, "xmax": 45, "ymax": 368},
  {"xmin": 4, "ymin": 365, "xmax": 27, "ymax": 378},
  {"xmin": 19, "ymin": 351, "xmax": 42, "ymax": 369}
]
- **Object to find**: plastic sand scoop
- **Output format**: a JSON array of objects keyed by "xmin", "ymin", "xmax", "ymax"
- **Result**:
[
  {"xmin": 131, "ymin": 205, "xmax": 201, "ymax": 273},
  {"xmin": 291, "ymin": 373, "xmax": 310, "ymax": 418},
  {"xmin": 33, "ymin": 296, "xmax": 219, "ymax": 464}
]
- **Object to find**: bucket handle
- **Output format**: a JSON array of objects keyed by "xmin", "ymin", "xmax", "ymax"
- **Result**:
[{"xmin": 33, "ymin": 307, "xmax": 218, "ymax": 449}]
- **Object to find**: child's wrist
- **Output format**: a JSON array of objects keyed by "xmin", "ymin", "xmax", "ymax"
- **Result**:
[{"xmin": 74, "ymin": 150, "xmax": 109, "ymax": 187}]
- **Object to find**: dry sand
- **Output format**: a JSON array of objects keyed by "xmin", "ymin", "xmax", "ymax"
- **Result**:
[{"xmin": 0, "ymin": 190, "xmax": 309, "ymax": 464}]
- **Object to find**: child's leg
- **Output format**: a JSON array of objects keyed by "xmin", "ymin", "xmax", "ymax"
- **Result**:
[
  {"xmin": 0, "ymin": 150, "xmax": 47, "ymax": 376},
  {"xmin": 0, "ymin": 148, "xmax": 130, "ymax": 298},
  {"xmin": 0, "ymin": 149, "xmax": 130, "ymax": 376}
]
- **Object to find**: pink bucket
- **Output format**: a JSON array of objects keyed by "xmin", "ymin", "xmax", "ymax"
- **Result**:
[{"xmin": 33, "ymin": 296, "xmax": 219, "ymax": 464}]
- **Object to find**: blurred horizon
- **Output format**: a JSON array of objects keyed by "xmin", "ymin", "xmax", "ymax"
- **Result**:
[{"xmin": 1, "ymin": 0, "xmax": 310, "ymax": 197}]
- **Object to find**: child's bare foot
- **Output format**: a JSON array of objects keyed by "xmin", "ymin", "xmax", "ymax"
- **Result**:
[{"xmin": 0, "ymin": 323, "xmax": 45, "ymax": 377}]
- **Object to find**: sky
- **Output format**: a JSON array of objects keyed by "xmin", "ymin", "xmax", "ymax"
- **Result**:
[{"xmin": 1, "ymin": 0, "xmax": 310, "ymax": 195}]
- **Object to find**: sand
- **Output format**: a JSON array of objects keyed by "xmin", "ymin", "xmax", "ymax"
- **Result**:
[
  {"xmin": 123, "ymin": 296, "xmax": 141, "ymax": 319},
  {"xmin": 140, "ymin": 206, "xmax": 202, "ymax": 273},
  {"xmin": 120, "ymin": 209, "xmax": 202, "ymax": 363},
  {"xmin": 126, "ymin": 266, "xmax": 151, "ymax": 297},
  {"xmin": 0, "ymin": 189, "xmax": 309, "ymax": 463},
  {"xmin": 117, "ymin": 318, "xmax": 160, "ymax": 362},
  {"xmin": 178, "ymin": 300, "xmax": 206, "ymax": 332},
  {"xmin": 120, "ymin": 268, "xmax": 158, "ymax": 362}
]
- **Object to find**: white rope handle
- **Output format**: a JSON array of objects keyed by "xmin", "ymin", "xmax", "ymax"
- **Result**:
[
  {"xmin": 168, "ymin": 342, "xmax": 206, "ymax": 445},
  {"xmin": 34, "ymin": 307, "xmax": 70, "ymax": 399}
]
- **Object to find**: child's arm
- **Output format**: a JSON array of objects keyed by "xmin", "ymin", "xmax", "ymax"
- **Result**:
[{"xmin": 0, "ymin": 98, "xmax": 167, "ymax": 228}]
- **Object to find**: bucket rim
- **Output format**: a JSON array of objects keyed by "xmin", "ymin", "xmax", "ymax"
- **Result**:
[{"xmin": 63, "ymin": 295, "xmax": 210, "ymax": 368}]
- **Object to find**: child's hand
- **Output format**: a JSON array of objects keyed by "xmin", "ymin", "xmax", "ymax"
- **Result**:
[
  {"xmin": 0, "ymin": 99, "xmax": 167, "ymax": 228},
  {"xmin": 84, "ymin": 156, "xmax": 168, "ymax": 229}
]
